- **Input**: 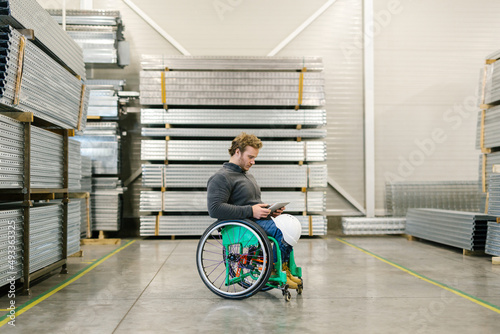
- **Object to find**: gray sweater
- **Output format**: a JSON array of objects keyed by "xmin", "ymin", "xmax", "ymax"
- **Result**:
[{"xmin": 207, "ymin": 162, "xmax": 262, "ymax": 220}]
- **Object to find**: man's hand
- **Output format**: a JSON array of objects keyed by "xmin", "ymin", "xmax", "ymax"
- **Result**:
[
  {"xmin": 271, "ymin": 207, "xmax": 285, "ymax": 218},
  {"xmin": 252, "ymin": 203, "xmax": 271, "ymax": 219}
]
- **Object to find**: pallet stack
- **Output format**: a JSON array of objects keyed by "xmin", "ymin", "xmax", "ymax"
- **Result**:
[
  {"xmin": 139, "ymin": 56, "xmax": 328, "ymax": 237},
  {"xmin": 476, "ymin": 50, "xmax": 500, "ymax": 263},
  {"xmin": 0, "ymin": 0, "xmax": 89, "ymax": 293}
]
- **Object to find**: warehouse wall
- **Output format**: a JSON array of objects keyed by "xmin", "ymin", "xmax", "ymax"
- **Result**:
[
  {"xmin": 39, "ymin": 0, "xmax": 365, "ymax": 219},
  {"xmin": 373, "ymin": 0, "xmax": 500, "ymax": 214}
]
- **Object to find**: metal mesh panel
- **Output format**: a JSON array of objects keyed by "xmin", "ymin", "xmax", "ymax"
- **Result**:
[{"xmin": 385, "ymin": 181, "xmax": 482, "ymax": 217}]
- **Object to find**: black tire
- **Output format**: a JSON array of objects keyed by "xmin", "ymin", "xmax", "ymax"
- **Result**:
[{"xmin": 196, "ymin": 219, "xmax": 273, "ymax": 299}]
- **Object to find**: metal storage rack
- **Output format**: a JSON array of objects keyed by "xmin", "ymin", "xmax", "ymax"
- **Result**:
[
  {"xmin": 139, "ymin": 55, "xmax": 328, "ymax": 237},
  {"xmin": 0, "ymin": 111, "xmax": 72, "ymax": 294}
]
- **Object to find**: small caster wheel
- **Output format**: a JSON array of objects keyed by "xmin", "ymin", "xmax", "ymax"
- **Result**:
[
  {"xmin": 297, "ymin": 285, "xmax": 303, "ymax": 295},
  {"xmin": 284, "ymin": 290, "xmax": 291, "ymax": 302}
]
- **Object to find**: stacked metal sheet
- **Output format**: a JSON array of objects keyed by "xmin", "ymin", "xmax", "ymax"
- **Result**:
[
  {"xmin": 31, "ymin": 127, "xmax": 63, "ymax": 189},
  {"xmin": 142, "ymin": 164, "xmax": 327, "ymax": 188},
  {"xmin": 385, "ymin": 181, "xmax": 482, "ymax": 217},
  {"xmin": 48, "ymin": 9, "xmax": 124, "ymax": 64},
  {"xmin": 140, "ymin": 71, "xmax": 325, "ymax": 106},
  {"xmin": 342, "ymin": 218, "xmax": 406, "ymax": 235},
  {"xmin": 91, "ymin": 177, "xmax": 122, "ymax": 231},
  {"xmin": 140, "ymin": 190, "xmax": 325, "ymax": 213},
  {"xmin": 0, "ymin": 0, "xmax": 86, "ymax": 79},
  {"xmin": 0, "ymin": 208, "xmax": 23, "ymax": 288},
  {"xmin": 85, "ymin": 79, "xmax": 126, "ymax": 117},
  {"xmin": 0, "ymin": 25, "xmax": 89, "ymax": 129},
  {"xmin": 29, "ymin": 203, "xmax": 63, "ymax": 273},
  {"xmin": 141, "ymin": 55, "xmax": 324, "ymax": 71},
  {"xmin": 485, "ymin": 61, "xmax": 500, "ymax": 105},
  {"xmin": 141, "ymin": 140, "xmax": 326, "ymax": 162},
  {"xmin": 79, "ymin": 156, "xmax": 92, "ymax": 192},
  {"xmin": 475, "ymin": 106, "xmax": 500, "ymax": 149},
  {"xmin": 75, "ymin": 122, "xmax": 120, "ymax": 175},
  {"xmin": 0, "ymin": 114, "xmax": 23, "ymax": 189},
  {"xmin": 139, "ymin": 214, "xmax": 326, "ymax": 236},
  {"xmin": 69, "ymin": 139, "xmax": 82, "ymax": 191},
  {"xmin": 479, "ymin": 153, "xmax": 500, "ymax": 192},
  {"xmin": 141, "ymin": 127, "xmax": 326, "ymax": 138},
  {"xmin": 405, "ymin": 209, "xmax": 493, "ymax": 251},
  {"xmin": 67, "ymin": 200, "xmax": 81, "ymax": 255},
  {"xmin": 488, "ymin": 173, "xmax": 500, "ymax": 216},
  {"xmin": 486, "ymin": 221, "xmax": 500, "ymax": 256},
  {"xmin": 141, "ymin": 108, "xmax": 326, "ymax": 126}
]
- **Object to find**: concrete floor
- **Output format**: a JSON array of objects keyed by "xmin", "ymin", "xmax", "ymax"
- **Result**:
[{"xmin": 2, "ymin": 234, "xmax": 500, "ymax": 333}]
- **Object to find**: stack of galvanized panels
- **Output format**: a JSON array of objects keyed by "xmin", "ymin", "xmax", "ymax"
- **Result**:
[
  {"xmin": 0, "ymin": 0, "xmax": 86, "ymax": 79},
  {"xmin": 48, "ymin": 9, "xmax": 123, "ymax": 64},
  {"xmin": 486, "ymin": 173, "xmax": 500, "ymax": 257},
  {"xmin": 342, "ymin": 217, "xmax": 406, "ymax": 235},
  {"xmin": 85, "ymin": 80, "xmax": 125, "ymax": 117},
  {"xmin": 29, "ymin": 203, "xmax": 63, "ymax": 273},
  {"xmin": 142, "ymin": 164, "xmax": 327, "ymax": 188},
  {"xmin": 69, "ymin": 139, "xmax": 82, "ymax": 191},
  {"xmin": 140, "ymin": 56, "xmax": 328, "ymax": 236},
  {"xmin": 67, "ymin": 200, "xmax": 82, "ymax": 255},
  {"xmin": 385, "ymin": 181, "xmax": 481, "ymax": 217},
  {"xmin": 406, "ymin": 209, "xmax": 493, "ymax": 251},
  {"xmin": 80, "ymin": 156, "xmax": 92, "ymax": 192},
  {"xmin": 0, "ymin": 25, "xmax": 89, "ymax": 129},
  {"xmin": 0, "ymin": 114, "xmax": 23, "ymax": 189},
  {"xmin": 75, "ymin": 122, "xmax": 120, "ymax": 175},
  {"xmin": 0, "ymin": 207, "xmax": 23, "ymax": 287},
  {"xmin": 476, "ymin": 106, "xmax": 500, "ymax": 149},
  {"xmin": 91, "ymin": 177, "xmax": 123, "ymax": 231}
]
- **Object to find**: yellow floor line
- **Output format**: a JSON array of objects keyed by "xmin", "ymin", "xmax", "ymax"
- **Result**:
[
  {"xmin": 0, "ymin": 240, "xmax": 136, "ymax": 327},
  {"xmin": 337, "ymin": 238, "xmax": 500, "ymax": 315}
]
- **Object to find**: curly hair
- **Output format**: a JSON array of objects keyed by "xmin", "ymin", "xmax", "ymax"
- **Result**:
[{"xmin": 228, "ymin": 133, "xmax": 263, "ymax": 156}]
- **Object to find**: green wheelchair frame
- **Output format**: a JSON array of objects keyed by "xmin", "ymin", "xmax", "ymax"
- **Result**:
[{"xmin": 197, "ymin": 220, "xmax": 302, "ymax": 301}]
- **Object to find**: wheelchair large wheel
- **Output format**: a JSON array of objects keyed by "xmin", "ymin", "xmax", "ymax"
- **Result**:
[{"xmin": 196, "ymin": 219, "xmax": 273, "ymax": 299}]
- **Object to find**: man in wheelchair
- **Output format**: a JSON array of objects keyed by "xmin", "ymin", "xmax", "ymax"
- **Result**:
[{"xmin": 207, "ymin": 132, "xmax": 302, "ymax": 290}]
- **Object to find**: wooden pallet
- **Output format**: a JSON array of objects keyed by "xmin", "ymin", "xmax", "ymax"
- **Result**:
[
  {"xmin": 81, "ymin": 231, "xmax": 120, "ymax": 245},
  {"xmin": 492, "ymin": 257, "xmax": 500, "ymax": 265}
]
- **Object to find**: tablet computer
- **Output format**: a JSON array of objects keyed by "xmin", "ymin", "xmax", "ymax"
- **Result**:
[{"xmin": 267, "ymin": 202, "xmax": 289, "ymax": 213}]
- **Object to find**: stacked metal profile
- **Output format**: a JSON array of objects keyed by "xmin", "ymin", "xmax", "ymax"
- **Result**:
[
  {"xmin": 479, "ymin": 153, "xmax": 500, "ymax": 193},
  {"xmin": 483, "ymin": 61, "xmax": 500, "ymax": 105},
  {"xmin": 48, "ymin": 9, "xmax": 123, "ymax": 64},
  {"xmin": 0, "ymin": 25, "xmax": 89, "ymax": 129},
  {"xmin": 67, "ymin": 200, "xmax": 81, "ymax": 255},
  {"xmin": 80, "ymin": 156, "xmax": 92, "ymax": 192},
  {"xmin": 342, "ymin": 218, "xmax": 406, "ymax": 235},
  {"xmin": 405, "ymin": 209, "xmax": 493, "ymax": 251},
  {"xmin": 141, "ymin": 140, "xmax": 326, "ymax": 162},
  {"xmin": 385, "ymin": 181, "xmax": 481, "ymax": 217},
  {"xmin": 486, "ymin": 173, "xmax": 500, "ymax": 256},
  {"xmin": 142, "ymin": 127, "xmax": 327, "ymax": 138},
  {"xmin": 0, "ymin": 0, "xmax": 86, "ymax": 79},
  {"xmin": 140, "ymin": 190, "xmax": 325, "ymax": 212},
  {"xmin": 75, "ymin": 122, "xmax": 120, "ymax": 175},
  {"xmin": 78, "ymin": 196, "xmax": 89, "ymax": 239},
  {"xmin": 31, "ymin": 127, "xmax": 64, "ymax": 189},
  {"xmin": 139, "ymin": 215, "xmax": 327, "ymax": 236},
  {"xmin": 142, "ymin": 164, "xmax": 327, "ymax": 188},
  {"xmin": 29, "ymin": 203, "xmax": 63, "ymax": 273},
  {"xmin": 140, "ymin": 56, "xmax": 327, "ymax": 236},
  {"xmin": 86, "ymin": 80, "xmax": 123, "ymax": 117},
  {"xmin": 0, "ymin": 208, "xmax": 23, "ymax": 287},
  {"xmin": 486, "ymin": 221, "xmax": 500, "ymax": 256},
  {"xmin": 140, "ymin": 71, "xmax": 324, "ymax": 106},
  {"xmin": 91, "ymin": 177, "xmax": 123, "ymax": 231},
  {"xmin": 68, "ymin": 139, "xmax": 82, "ymax": 191},
  {"xmin": 475, "ymin": 106, "xmax": 500, "ymax": 149},
  {"xmin": 0, "ymin": 113, "xmax": 23, "ymax": 189},
  {"xmin": 141, "ymin": 108, "xmax": 326, "ymax": 126}
]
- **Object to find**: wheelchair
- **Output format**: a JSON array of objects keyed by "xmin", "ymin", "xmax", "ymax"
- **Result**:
[{"xmin": 196, "ymin": 219, "xmax": 303, "ymax": 301}]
